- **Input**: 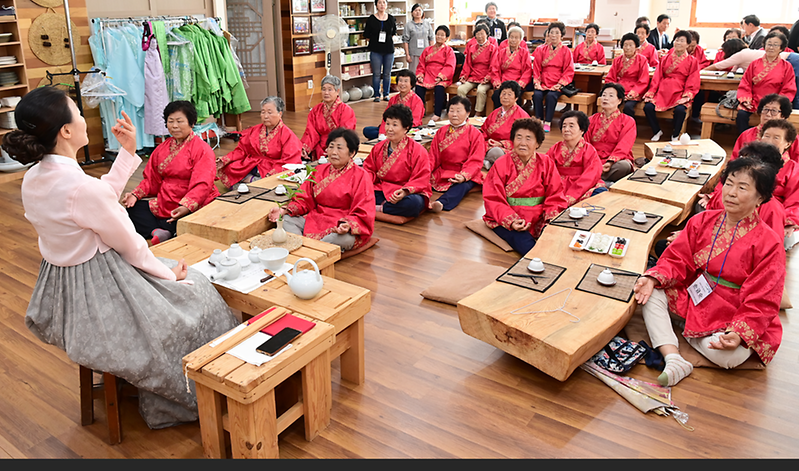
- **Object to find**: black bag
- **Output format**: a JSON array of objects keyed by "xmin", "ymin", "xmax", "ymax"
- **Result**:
[{"xmin": 560, "ymin": 83, "xmax": 580, "ymax": 98}]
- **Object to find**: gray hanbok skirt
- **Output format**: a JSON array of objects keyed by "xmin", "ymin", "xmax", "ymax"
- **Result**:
[{"xmin": 25, "ymin": 249, "xmax": 238, "ymax": 429}]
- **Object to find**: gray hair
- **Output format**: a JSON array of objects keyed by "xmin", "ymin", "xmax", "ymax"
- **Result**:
[
  {"xmin": 485, "ymin": 2, "xmax": 497, "ymax": 12},
  {"xmin": 508, "ymin": 26, "xmax": 524, "ymax": 40},
  {"xmin": 260, "ymin": 96, "xmax": 285, "ymax": 113},
  {"xmin": 321, "ymin": 75, "xmax": 342, "ymax": 91}
]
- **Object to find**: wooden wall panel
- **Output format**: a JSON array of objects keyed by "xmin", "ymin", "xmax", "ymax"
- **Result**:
[{"xmin": 280, "ymin": 0, "xmax": 326, "ymax": 112}]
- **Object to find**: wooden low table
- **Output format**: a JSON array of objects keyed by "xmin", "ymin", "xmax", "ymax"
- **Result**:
[
  {"xmin": 609, "ymin": 139, "xmax": 727, "ymax": 224},
  {"xmin": 184, "ymin": 307, "xmax": 335, "ymax": 458},
  {"xmin": 457, "ymin": 191, "xmax": 682, "ymax": 381},
  {"xmin": 152, "ymin": 234, "xmax": 370, "ymax": 385}
]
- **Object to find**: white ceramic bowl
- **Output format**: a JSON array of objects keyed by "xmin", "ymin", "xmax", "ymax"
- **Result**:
[
  {"xmin": 237, "ymin": 183, "xmax": 249, "ymax": 193},
  {"xmin": 259, "ymin": 247, "xmax": 289, "ymax": 271},
  {"xmin": 645, "ymin": 167, "xmax": 658, "ymax": 176},
  {"xmin": 527, "ymin": 258, "xmax": 545, "ymax": 273},
  {"xmin": 597, "ymin": 269, "xmax": 615, "ymax": 285}
]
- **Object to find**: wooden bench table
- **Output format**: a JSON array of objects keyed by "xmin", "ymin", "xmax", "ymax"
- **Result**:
[
  {"xmin": 457, "ymin": 191, "xmax": 682, "ymax": 381},
  {"xmin": 152, "ymin": 234, "xmax": 370, "ymax": 385},
  {"xmin": 609, "ymin": 139, "xmax": 726, "ymax": 224},
  {"xmin": 184, "ymin": 307, "xmax": 335, "ymax": 458},
  {"xmin": 699, "ymin": 104, "xmax": 799, "ymax": 139}
]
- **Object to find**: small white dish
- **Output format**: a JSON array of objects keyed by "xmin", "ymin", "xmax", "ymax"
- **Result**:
[
  {"xmin": 427, "ymin": 119, "xmax": 436, "ymax": 127},
  {"xmin": 569, "ymin": 207, "xmax": 586, "ymax": 219},
  {"xmin": 237, "ymin": 183, "xmax": 249, "ymax": 194},
  {"xmin": 687, "ymin": 169, "xmax": 700, "ymax": 178},
  {"xmin": 274, "ymin": 184, "xmax": 287, "ymax": 195},
  {"xmin": 414, "ymin": 133, "xmax": 423, "ymax": 141},
  {"xmin": 527, "ymin": 257, "xmax": 545, "ymax": 273},
  {"xmin": 597, "ymin": 268, "xmax": 616, "ymax": 286},
  {"xmin": 701, "ymin": 153, "xmax": 713, "ymax": 162},
  {"xmin": 727, "ymin": 72, "xmax": 735, "ymax": 78},
  {"xmin": 663, "ymin": 144, "xmax": 673, "ymax": 153},
  {"xmin": 632, "ymin": 211, "xmax": 647, "ymax": 224},
  {"xmin": 354, "ymin": 157, "xmax": 364, "ymax": 166},
  {"xmin": 644, "ymin": 167, "xmax": 658, "ymax": 176}
]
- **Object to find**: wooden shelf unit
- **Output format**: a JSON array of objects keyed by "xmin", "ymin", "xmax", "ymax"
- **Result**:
[{"xmin": 0, "ymin": 2, "xmax": 29, "ymax": 140}]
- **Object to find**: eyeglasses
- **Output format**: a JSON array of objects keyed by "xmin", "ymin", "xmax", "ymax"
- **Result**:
[
  {"xmin": 764, "ymin": 42, "xmax": 782, "ymax": 49},
  {"xmin": 762, "ymin": 108, "xmax": 782, "ymax": 115}
]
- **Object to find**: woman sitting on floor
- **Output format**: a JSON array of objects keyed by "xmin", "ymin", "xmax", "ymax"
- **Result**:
[
  {"xmin": 482, "ymin": 118, "xmax": 568, "ymax": 254},
  {"xmin": 634, "ymin": 154, "xmax": 786, "ymax": 387},
  {"xmin": 585, "ymin": 83, "xmax": 637, "ymax": 182},
  {"xmin": 635, "ymin": 23, "xmax": 660, "ymax": 68},
  {"xmin": 531, "ymin": 21, "xmax": 574, "ymax": 133},
  {"xmin": 429, "ymin": 96, "xmax": 486, "ymax": 212},
  {"xmin": 5, "ymin": 87, "xmax": 237, "ymax": 429},
  {"xmin": 736, "ymin": 32, "xmax": 797, "ymax": 134},
  {"xmin": 123, "ymin": 100, "xmax": 218, "ymax": 244},
  {"xmin": 642, "ymin": 30, "xmax": 700, "ymax": 142},
  {"xmin": 490, "ymin": 26, "xmax": 532, "ymax": 110},
  {"xmin": 268, "ymin": 128, "xmax": 375, "ymax": 252},
  {"xmin": 730, "ymin": 94, "xmax": 799, "ymax": 161},
  {"xmin": 300, "ymin": 75, "xmax": 357, "ymax": 160},
  {"xmin": 415, "ymin": 25, "xmax": 457, "ymax": 122},
  {"xmin": 573, "ymin": 23, "xmax": 606, "ymax": 65},
  {"xmin": 364, "ymin": 69, "xmax": 425, "ymax": 140},
  {"xmin": 364, "ymin": 104, "xmax": 432, "ymax": 218},
  {"xmin": 457, "ymin": 23, "xmax": 498, "ymax": 117},
  {"xmin": 546, "ymin": 110, "xmax": 605, "ymax": 205},
  {"xmin": 216, "ymin": 96, "xmax": 302, "ymax": 188},
  {"xmin": 482, "ymin": 80, "xmax": 529, "ymax": 168},
  {"xmin": 605, "ymin": 33, "xmax": 651, "ymax": 118}
]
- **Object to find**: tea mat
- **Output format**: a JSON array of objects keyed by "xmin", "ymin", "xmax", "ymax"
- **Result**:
[
  {"xmin": 216, "ymin": 188, "xmax": 268, "ymax": 204},
  {"xmin": 550, "ymin": 209, "xmax": 605, "ymax": 231},
  {"xmin": 687, "ymin": 153, "xmax": 723, "ymax": 166},
  {"xmin": 497, "ymin": 258, "xmax": 567, "ymax": 293},
  {"xmin": 626, "ymin": 169, "xmax": 669, "ymax": 185},
  {"xmin": 655, "ymin": 148, "xmax": 688, "ymax": 158},
  {"xmin": 254, "ymin": 188, "xmax": 291, "ymax": 204},
  {"xmin": 249, "ymin": 229, "xmax": 304, "ymax": 252},
  {"xmin": 575, "ymin": 263, "xmax": 640, "ymax": 303},
  {"xmin": 668, "ymin": 170, "xmax": 711, "ymax": 186},
  {"xmin": 605, "ymin": 208, "xmax": 663, "ymax": 234}
]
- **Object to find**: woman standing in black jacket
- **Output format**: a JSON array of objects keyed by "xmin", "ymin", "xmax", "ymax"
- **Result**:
[{"xmin": 364, "ymin": 0, "xmax": 397, "ymax": 101}]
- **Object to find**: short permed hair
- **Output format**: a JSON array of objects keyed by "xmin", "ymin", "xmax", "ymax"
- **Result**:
[
  {"xmin": 163, "ymin": 101, "xmax": 198, "ymax": 127},
  {"xmin": 496, "ymin": 80, "xmax": 522, "ymax": 100},
  {"xmin": 395, "ymin": 68, "xmax": 417, "ymax": 88},
  {"xmin": 447, "ymin": 95, "xmax": 472, "ymax": 113},
  {"xmin": 585, "ymin": 23, "xmax": 600, "ymax": 34},
  {"xmin": 510, "ymin": 118, "xmax": 545, "ymax": 146},
  {"xmin": 382, "ymin": 104, "xmax": 414, "ymax": 130},
  {"xmin": 621, "ymin": 32, "xmax": 640, "ymax": 48},
  {"xmin": 757, "ymin": 94, "xmax": 793, "ymax": 118},
  {"xmin": 600, "ymin": 83, "xmax": 626, "ymax": 106},
  {"xmin": 673, "ymin": 30, "xmax": 692, "ymax": 44},
  {"xmin": 560, "ymin": 110, "xmax": 589, "ymax": 133},
  {"xmin": 760, "ymin": 118, "xmax": 798, "ymax": 145},
  {"xmin": 326, "ymin": 127, "xmax": 360, "ymax": 154},
  {"xmin": 546, "ymin": 21, "xmax": 566, "ymax": 36}
]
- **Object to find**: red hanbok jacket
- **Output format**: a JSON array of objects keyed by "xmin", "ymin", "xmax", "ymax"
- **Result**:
[
  {"xmin": 482, "ymin": 151, "xmax": 568, "ymax": 238},
  {"xmin": 545, "ymin": 138, "xmax": 604, "ymax": 205},
  {"xmin": 737, "ymin": 57, "xmax": 797, "ymax": 112},
  {"xmin": 585, "ymin": 110, "xmax": 637, "ymax": 164},
  {"xmin": 490, "ymin": 45, "xmax": 533, "ymax": 89},
  {"xmin": 378, "ymin": 92, "xmax": 425, "ymax": 134},
  {"xmin": 730, "ymin": 125, "xmax": 799, "ymax": 162},
  {"xmin": 532, "ymin": 44, "xmax": 575, "ymax": 90},
  {"xmin": 572, "ymin": 41, "xmax": 606, "ymax": 65},
  {"xmin": 605, "ymin": 52, "xmax": 651, "ymax": 100},
  {"xmin": 774, "ymin": 157, "xmax": 799, "ymax": 226},
  {"xmin": 429, "ymin": 123, "xmax": 486, "ymax": 191},
  {"xmin": 363, "ymin": 136, "xmax": 432, "ymax": 206},
  {"xmin": 300, "ymin": 98, "xmax": 357, "ymax": 159},
  {"xmin": 639, "ymin": 42, "xmax": 660, "ymax": 68},
  {"xmin": 216, "ymin": 121, "xmax": 302, "ymax": 188},
  {"xmin": 645, "ymin": 210, "xmax": 785, "ymax": 365},
  {"xmin": 460, "ymin": 39, "xmax": 497, "ymax": 83},
  {"xmin": 131, "ymin": 133, "xmax": 219, "ymax": 218},
  {"xmin": 690, "ymin": 45, "xmax": 711, "ymax": 70},
  {"xmin": 643, "ymin": 50, "xmax": 700, "ymax": 111},
  {"xmin": 416, "ymin": 44, "xmax": 456, "ymax": 88},
  {"xmin": 706, "ymin": 182, "xmax": 786, "ymax": 235},
  {"xmin": 481, "ymin": 104, "xmax": 529, "ymax": 153},
  {"xmin": 284, "ymin": 160, "xmax": 375, "ymax": 250}
]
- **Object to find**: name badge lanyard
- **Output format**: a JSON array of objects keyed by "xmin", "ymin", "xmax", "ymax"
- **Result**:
[{"xmin": 705, "ymin": 214, "xmax": 740, "ymax": 291}]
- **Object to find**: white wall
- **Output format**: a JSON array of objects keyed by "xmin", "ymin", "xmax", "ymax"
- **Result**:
[
  {"xmin": 644, "ymin": 0, "xmax": 729, "ymax": 49},
  {"xmin": 592, "ymin": 0, "xmax": 641, "ymax": 40}
]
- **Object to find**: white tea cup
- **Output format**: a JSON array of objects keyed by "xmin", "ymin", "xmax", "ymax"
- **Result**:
[
  {"xmin": 378, "ymin": 133, "xmax": 387, "ymax": 141},
  {"xmin": 527, "ymin": 258, "xmax": 545, "ymax": 272},
  {"xmin": 632, "ymin": 211, "xmax": 647, "ymax": 223},
  {"xmin": 663, "ymin": 144, "xmax": 673, "ymax": 153},
  {"xmin": 237, "ymin": 183, "xmax": 249, "ymax": 194},
  {"xmin": 687, "ymin": 168, "xmax": 700, "ymax": 178},
  {"xmin": 701, "ymin": 152, "xmax": 713, "ymax": 162},
  {"xmin": 318, "ymin": 156, "xmax": 329, "ymax": 164},
  {"xmin": 597, "ymin": 268, "xmax": 615, "ymax": 285},
  {"xmin": 569, "ymin": 207, "xmax": 584, "ymax": 218},
  {"xmin": 274, "ymin": 184, "xmax": 287, "ymax": 195},
  {"xmin": 645, "ymin": 166, "xmax": 658, "ymax": 176},
  {"xmin": 228, "ymin": 243, "xmax": 244, "ymax": 258}
]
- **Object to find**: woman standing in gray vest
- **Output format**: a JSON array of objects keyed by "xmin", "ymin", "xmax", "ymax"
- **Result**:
[{"xmin": 402, "ymin": 4, "xmax": 434, "ymax": 77}]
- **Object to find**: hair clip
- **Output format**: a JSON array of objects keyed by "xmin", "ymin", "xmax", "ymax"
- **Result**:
[{"xmin": 21, "ymin": 120, "xmax": 36, "ymax": 131}]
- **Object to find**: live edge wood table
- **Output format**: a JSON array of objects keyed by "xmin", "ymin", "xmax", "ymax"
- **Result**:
[
  {"xmin": 183, "ymin": 307, "xmax": 335, "ymax": 458},
  {"xmin": 457, "ymin": 191, "xmax": 681, "ymax": 381},
  {"xmin": 152, "ymin": 234, "xmax": 370, "ymax": 385}
]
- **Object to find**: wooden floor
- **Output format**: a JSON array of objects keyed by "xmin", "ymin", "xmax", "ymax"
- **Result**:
[{"xmin": 0, "ymin": 101, "xmax": 797, "ymax": 458}]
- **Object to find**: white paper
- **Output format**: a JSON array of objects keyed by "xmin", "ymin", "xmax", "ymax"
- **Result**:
[
  {"xmin": 226, "ymin": 332, "xmax": 292, "ymax": 367},
  {"xmin": 191, "ymin": 249, "xmax": 293, "ymax": 294}
]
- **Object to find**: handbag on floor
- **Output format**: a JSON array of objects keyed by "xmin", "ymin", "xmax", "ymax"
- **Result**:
[{"xmin": 591, "ymin": 336, "xmax": 647, "ymax": 373}]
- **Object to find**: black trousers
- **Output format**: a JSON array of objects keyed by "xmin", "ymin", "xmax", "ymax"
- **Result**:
[{"xmin": 126, "ymin": 199, "xmax": 176, "ymax": 239}]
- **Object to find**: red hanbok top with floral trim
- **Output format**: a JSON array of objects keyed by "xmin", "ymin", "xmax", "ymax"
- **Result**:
[
  {"xmin": 481, "ymin": 104, "xmax": 529, "ymax": 153},
  {"xmin": 429, "ymin": 123, "xmax": 485, "ymax": 191},
  {"xmin": 416, "ymin": 44, "xmax": 456, "ymax": 88},
  {"xmin": 730, "ymin": 125, "xmax": 799, "ymax": 162},
  {"xmin": 639, "ymin": 42, "xmax": 659, "ymax": 68},
  {"xmin": 378, "ymin": 92, "xmax": 425, "ymax": 134},
  {"xmin": 284, "ymin": 160, "xmax": 375, "ymax": 250},
  {"xmin": 300, "ymin": 98, "xmax": 357, "ymax": 159},
  {"xmin": 572, "ymin": 40, "xmax": 606, "ymax": 65},
  {"xmin": 482, "ymin": 151, "xmax": 568, "ymax": 238},
  {"xmin": 216, "ymin": 121, "xmax": 302, "ymax": 187},
  {"xmin": 690, "ymin": 45, "xmax": 711, "ymax": 70},
  {"xmin": 645, "ymin": 210, "xmax": 785, "ymax": 365},
  {"xmin": 737, "ymin": 56, "xmax": 797, "ymax": 112},
  {"xmin": 532, "ymin": 43, "xmax": 575, "ymax": 90},
  {"xmin": 605, "ymin": 52, "xmax": 651, "ymax": 100},
  {"xmin": 131, "ymin": 133, "xmax": 218, "ymax": 218},
  {"xmin": 774, "ymin": 157, "xmax": 799, "ymax": 226},
  {"xmin": 643, "ymin": 50, "xmax": 700, "ymax": 111},
  {"xmin": 545, "ymin": 138, "xmax": 605, "ymax": 205},
  {"xmin": 363, "ymin": 136, "xmax": 432, "ymax": 206},
  {"xmin": 490, "ymin": 44, "xmax": 533, "ymax": 89},
  {"xmin": 585, "ymin": 110, "xmax": 637, "ymax": 164},
  {"xmin": 461, "ymin": 39, "xmax": 497, "ymax": 83}
]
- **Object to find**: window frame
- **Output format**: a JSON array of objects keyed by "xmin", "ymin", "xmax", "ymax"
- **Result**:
[{"xmin": 689, "ymin": 0, "xmax": 792, "ymax": 29}]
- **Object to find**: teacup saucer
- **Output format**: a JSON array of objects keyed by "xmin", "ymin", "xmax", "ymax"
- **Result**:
[
  {"xmin": 568, "ymin": 213, "xmax": 584, "ymax": 219},
  {"xmin": 527, "ymin": 266, "xmax": 545, "ymax": 274},
  {"xmin": 597, "ymin": 279, "xmax": 616, "ymax": 287},
  {"xmin": 632, "ymin": 217, "xmax": 647, "ymax": 224}
]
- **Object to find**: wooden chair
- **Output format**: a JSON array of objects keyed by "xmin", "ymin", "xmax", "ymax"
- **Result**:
[
  {"xmin": 79, "ymin": 365, "xmax": 122, "ymax": 444},
  {"xmin": 520, "ymin": 91, "xmax": 598, "ymax": 117}
]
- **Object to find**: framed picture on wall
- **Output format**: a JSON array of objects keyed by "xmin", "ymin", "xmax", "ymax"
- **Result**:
[
  {"xmin": 292, "ymin": 0, "xmax": 309, "ymax": 14},
  {"xmin": 312, "ymin": 39, "xmax": 325, "ymax": 53},
  {"xmin": 293, "ymin": 38, "xmax": 311, "ymax": 55},
  {"xmin": 310, "ymin": 0, "xmax": 325, "ymax": 13},
  {"xmin": 293, "ymin": 16, "xmax": 310, "ymax": 35}
]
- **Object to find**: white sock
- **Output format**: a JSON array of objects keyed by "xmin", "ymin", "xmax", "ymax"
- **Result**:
[{"xmin": 659, "ymin": 353, "xmax": 693, "ymax": 387}]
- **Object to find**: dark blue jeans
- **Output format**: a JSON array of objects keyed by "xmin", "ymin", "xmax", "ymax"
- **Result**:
[
  {"xmin": 371, "ymin": 52, "xmax": 394, "ymax": 98},
  {"xmin": 416, "ymin": 84, "xmax": 446, "ymax": 116},
  {"xmin": 375, "ymin": 190, "xmax": 425, "ymax": 217},
  {"xmin": 435, "ymin": 181, "xmax": 476, "ymax": 211},
  {"xmin": 492, "ymin": 225, "xmax": 537, "ymax": 255},
  {"xmin": 532, "ymin": 90, "xmax": 562, "ymax": 123},
  {"xmin": 736, "ymin": 109, "xmax": 754, "ymax": 134},
  {"xmin": 623, "ymin": 100, "xmax": 638, "ymax": 118},
  {"xmin": 363, "ymin": 126, "xmax": 380, "ymax": 140},
  {"xmin": 644, "ymin": 103, "xmax": 687, "ymax": 139}
]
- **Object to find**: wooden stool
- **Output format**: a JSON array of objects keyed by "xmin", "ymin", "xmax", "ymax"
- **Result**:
[
  {"xmin": 633, "ymin": 101, "xmax": 692, "ymax": 136},
  {"xmin": 79, "ymin": 365, "xmax": 122, "ymax": 444}
]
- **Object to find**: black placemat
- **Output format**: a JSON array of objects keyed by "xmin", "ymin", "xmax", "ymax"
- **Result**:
[
  {"xmin": 687, "ymin": 153, "xmax": 724, "ymax": 166},
  {"xmin": 655, "ymin": 148, "xmax": 688, "ymax": 158},
  {"xmin": 626, "ymin": 169, "xmax": 669, "ymax": 185},
  {"xmin": 497, "ymin": 258, "xmax": 567, "ymax": 293},
  {"xmin": 575, "ymin": 263, "xmax": 640, "ymax": 302},
  {"xmin": 254, "ymin": 188, "xmax": 291, "ymax": 203},
  {"xmin": 668, "ymin": 170, "xmax": 711, "ymax": 186},
  {"xmin": 550, "ymin": 209, "xmax": 605, "ymax": 231},
  {"xmin": 216, "ymin": 188, "xmax": 268, "ymax": 204},
  {"xmin": 605, "ymin": 209, "xmax": 663, "ymax": 234}
]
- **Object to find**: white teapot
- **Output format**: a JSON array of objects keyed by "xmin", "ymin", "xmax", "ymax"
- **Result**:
[
  {"xmin": 210, "ymin": 257, "xmax": 241, "ymax": 282},
  {"xmin": 284, "ymin": 257, "xmax": 324, "ymax": 300}
]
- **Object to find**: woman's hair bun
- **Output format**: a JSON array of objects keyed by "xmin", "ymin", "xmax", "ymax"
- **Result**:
[
  {"xmin": 2, "ymin": 129, "xmax": 49, "ymax": 165},
  {"xmin": 1, "ymin": 87, "xmax": 73, "ymax": 165}
]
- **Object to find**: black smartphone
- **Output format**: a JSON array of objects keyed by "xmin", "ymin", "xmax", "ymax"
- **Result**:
[{"xmin": 256, "ymin": 328, "xmax": 302, "ymax": 356}]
